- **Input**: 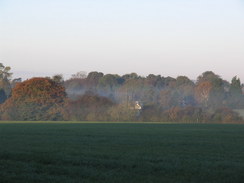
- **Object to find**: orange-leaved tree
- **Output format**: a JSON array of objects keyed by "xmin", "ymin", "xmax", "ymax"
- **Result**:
[
  {"xmin": 195, "ymin": 81, "xmax": 212, "ymax": 107},
  {"xmin": 0, "ymin": 77, "xmax": 67, "ymax": 121}
]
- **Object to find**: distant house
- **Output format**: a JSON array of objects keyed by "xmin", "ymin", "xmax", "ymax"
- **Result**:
[
  {"xmin": 135, "ymin": 101, "xmax": 142, "ymax": 110},
  {"xmin": 129, "ymin": 101, "xmax": 143, "ymax": 110}
]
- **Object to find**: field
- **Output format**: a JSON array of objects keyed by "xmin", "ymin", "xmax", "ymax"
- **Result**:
[{"xmin": 0, "ymin": 122, "xmax": 244, "ymax": 183}]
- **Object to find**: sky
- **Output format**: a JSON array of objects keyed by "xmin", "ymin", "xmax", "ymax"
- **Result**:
[{"xmin": 0, "ymin": 0, "xmax": 244, "ymax": 81}]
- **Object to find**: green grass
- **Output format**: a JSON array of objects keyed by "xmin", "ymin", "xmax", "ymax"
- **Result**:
[{"xmin": 0, "ymin": 122, "xmax": 243, "ymax": 183}]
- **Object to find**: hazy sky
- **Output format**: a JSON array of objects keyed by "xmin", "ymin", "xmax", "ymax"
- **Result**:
[{"xmin": 0, "ymin": 0, "xmax": 244, "ymax": 81}]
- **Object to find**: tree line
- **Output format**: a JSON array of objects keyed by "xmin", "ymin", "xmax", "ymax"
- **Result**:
[{"xmin": 0, "ymin": 63, "xmax": 244, "ymax": 123}]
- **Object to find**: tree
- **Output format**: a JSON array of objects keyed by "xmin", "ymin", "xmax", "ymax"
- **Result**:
[
  {"xmin": 71, "ymin": 71, "xmax": 87, "ymax": 79},
  {"xmin": 145, "ymin": 74, "xmax": 164, "ymax": 88},
  {"xmin": 117, "ymin": 77, "xmax": 144, "ymax": 104},
  {"xmin": 122, "ymin": 73, "xmax": 139, "ymax": 80},
  {"xmin": 65, "ymin": 92, "xmax": 114, "ymax": 121},
  {"xmin": 195, "ymin": 71, "xmax": 226, "ymax": 109},
  {"xmin": 108, "ymin": 103, "xmax": 138, "ymax": 122},
  {"xmin": 196, "ymin": 71, "xmax": 221, "ymax": 85},
  {"xmin": 87, "ymin": 72, "xmax": 104, "ymax": 84},
  {"xmin": 52, "ymin": 74, "xmax": 64, "ymax": 84},
  {"xmin": 0, "ymin": 89, "xmax": 7, "ymax": 104},
  {"xmin": 159, "ymin": 89, "xmax": 180, "ymax": 110},
  {"xmin": 0, "ymin": 63, "xmax": 12, "ymax": 80},
  {"xmin": 227, "ymin": 76, "xmax": 244, "ymax": 108},
  {"xmin": 98, "ymin": 74, "xmax": 120, "ymax": 95},
  {"xmin": 11, "ymin": 78, "xmax": 22, "ymax": 88},
  {"xmin": 175, "ymin": 76, "xmax": 193, "ymax": 86},
  {"xmin": 140, "ymin": 105, "xmax": 161, "ymax": 122},
  {"xmin": 210, "ymin": 107, "xmax": 242, "ymax": 123},
  {"xmin": 0, "ymin": 63, "xmax": 12, "ymax": 97},
  {"xmin": 175, "ymin": 76, "xmax": 195, "ymax": 106},
  {"xmin": 64, "ymin": 77, "xmax": 86, "ymax": 99},
  {"xmin": 0, "ymin": 78, "xmax": 67, "ymax": 120},
  {"xmin": 164, "ymin": 77, "xmax": 176, "ymax": 87},
  {"xmin": 195, "ymin": 81, "xmax": 212, "ymax": 107},
  {"xmin": 158, "ymin": 76, "xmax": 193, "ymax": 108},
  {"xmin": 86, "ymin": 71, "xmax": 104, "ymax": 92},
  {"xmin": 230, "ymin": 76, "xmax": 242, "ymax": 95}
]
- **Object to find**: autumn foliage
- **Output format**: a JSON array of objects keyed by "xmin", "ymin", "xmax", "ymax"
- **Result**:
[
  {"xmin": 195, "ymin": 81, "xmax": 212, "ymax": 106},
  {"xmin": 0, "ymin": 68, "xmax": 244, "ymax": 123},
  {"xmin": 0, "ymin": 78, "xmax": 66, "ymax": 120}
]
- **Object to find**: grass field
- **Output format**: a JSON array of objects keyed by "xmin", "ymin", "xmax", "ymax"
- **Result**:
[{"xmin": 0, "ymin": 122, "xmax": 243, "ymax": 183}]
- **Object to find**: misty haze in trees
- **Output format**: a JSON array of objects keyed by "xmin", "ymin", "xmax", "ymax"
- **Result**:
[{"xmin": 0, "ymin": 63, "xmax": 244, "ymax": 123}]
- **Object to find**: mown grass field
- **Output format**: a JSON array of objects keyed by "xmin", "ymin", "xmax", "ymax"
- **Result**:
[{"xmin": 0, "ymin": 122, "xmax": 243, "ymax": 183}]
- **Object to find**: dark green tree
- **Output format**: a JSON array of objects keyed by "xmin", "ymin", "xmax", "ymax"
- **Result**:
[
  {"xmin": 0, "ymin": 89, "xmax": 7, "ymax": 104},
  {"xmin": 86, "ymin": 71, "xmax": 104, "ymax": 91},
  {"xmin": 0, "ymin": 63, "xmax": 12, "ymax": 97},
  {"xmin": 52, "ymin": 74, "xmax": 64, "ymax": 84},
  {"xmin": 227, "ymin": 76, "xmax": 244, "ymax": 108},
  {"xmin": 230, "ymin": 76, "xmax": 242, "ymax": 95},
  {"xmin": 98, "ymin": 74, "xmax": 120, "ymax": 93}
]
